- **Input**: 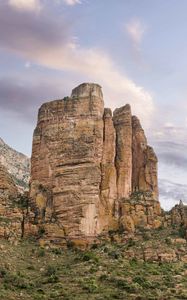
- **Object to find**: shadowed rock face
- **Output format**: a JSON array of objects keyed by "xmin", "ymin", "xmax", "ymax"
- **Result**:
[
  {"xmin": 132, "ymin": 116, "xmax": 158, "ymax": 200},
  {"xmin": 30, "ymin": 83, "xmax": 159, "ymax": 241}
]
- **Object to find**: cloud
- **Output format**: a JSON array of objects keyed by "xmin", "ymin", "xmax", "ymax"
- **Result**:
[
  {"xmin": 125, "ymin": 18, "xmax": 146, "ymax": 49},
  {"xmin": 185, "ymin": 117, "xmax": 187, "ymax": 127},
  {"xmin": 159, "ymin": 179, "xmax": 187, "ymax": 210},
  {"xmin": 25, "ymin": 61, "xmax": 31, "ymax": 68},
  {"xmin": 151, "ymin": 139, "xmax": 187, "ymax": 210},
  {"xmin": 63, "ymin": 0, "xmax": 81, "ymax": 5},
  {"xmin": 0, "ymin": 3, "xmax": 155, "ymax": 126},
  {"xmin": 8, "ymin": 0, "xmax": 41, "ymax": 11},
  {"xmin": 0, "ymin": 77, "xmax": 68, "ymax": 121}
]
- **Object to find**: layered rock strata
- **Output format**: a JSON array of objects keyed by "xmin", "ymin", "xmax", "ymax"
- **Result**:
[{"xmin": 30, "ymin": 83, "xmax": 161, "ymax": 242}]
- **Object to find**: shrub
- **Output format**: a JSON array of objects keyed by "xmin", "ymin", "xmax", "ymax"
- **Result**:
[
  {"xmin": 178, "ymin": 226, "xmax": 186, "ymax": 238},
  {"xmin": 38, "ymin": 248, "xmax": 45, "ymax": 257},
  {"xmin": 108, "ymin": 250, "xmax": 120, "ymax": 259},
  {"xmin": 80, "ymin": 251, "xmax": 99, "ymax": 263},
  {"xmin": 3, "ymin": 273, "xmax": 32, "ymax": 290},
  {"xmin": 44, "ymin": 265, "xmax": 57, "ymax": 277},
  {"xmin": 82, "ymin": 279, "xmax": 98, "ymax": 293},
  {"xmin": 38, "ymin": 227, "xmax": 45, "ymax": 237},
  {"xmin": 52, "ymin": 248, "xmax": 63, "ymax": 255}
]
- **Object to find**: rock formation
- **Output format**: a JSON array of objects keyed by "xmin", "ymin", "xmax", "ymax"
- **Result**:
[
  {"xmin": 0, "ymin": 163, "xmax": 22, "ymax": 241},
  {"xmin": 0, "ymin": 163, "xmax": 18, "ymax": 199},
  {"xmin": 0, "ymin": 82, "xmax": 185, "ymax": 249},
  {"xmin": 29, "ymin": 83, "xmax": 161, "ymax": 244},
  {"xmin": 0, "ymin": 138, "xmax": 30, "ymax": 192},
  {"xmin": 132, "ymin": 116, "xmax": 158, "ymax": 200}
]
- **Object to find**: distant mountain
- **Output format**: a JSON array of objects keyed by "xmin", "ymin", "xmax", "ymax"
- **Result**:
[{"xmin": 0, "ymin": 138, "xmax": 30, "ymax": 192}]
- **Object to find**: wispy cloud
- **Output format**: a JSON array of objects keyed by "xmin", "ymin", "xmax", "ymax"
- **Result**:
[
  {"xmin": 126, "ymin": 18, "xmax": 146, "ymax": 48},
  {"xmin": 63, "ymin": 0, "xmax": 81, "ymax": 5},
  {"xmin": 0, "ymin": 3, "xmax": 155, "ymax": 126},
  {"xmin": 8, "ymin": 0, "xmax": 41, "ymax": 12},
  {"xmin": 159, "ymin": 179, "xmax": 187, "ymax": 210},
  {"xmin": 0, "ymin": 77, "xmax": 68, "ymax": 121}
]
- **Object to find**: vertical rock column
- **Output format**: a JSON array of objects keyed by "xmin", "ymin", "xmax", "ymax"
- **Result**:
[
  {"xmin": 113, "ymin": 104, "xmax": 132, "ymax": 199},
  {"xmin": 99, "ymin": 108, "xmax": 117, "ymax": 230},
  {"xmin": 30, "ymin": 83, "xmax": 105, "ymax": 239},
  {"xmin": 132, "ymin": 116, "xmax": 158, "ymax": 200}
]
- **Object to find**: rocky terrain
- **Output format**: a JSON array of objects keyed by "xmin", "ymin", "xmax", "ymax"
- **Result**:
[
  {"xmin": 0, "ymin": 227, "xmax": 186, "ymax": 300},
  {"xmin": 0, "ymin": 83, "xmax": 186, "ymax": 245},
  {"xmin": 0, "ymin": 138, "xmax": 30, "ymax": 192},
  {"xmin": 0, "ymin": 163, "xmax": 23, "ymax": 241},
  {"xmin": 0, "ymin": 82, "xmax": 186, "ymax": 299},
  {"xmin": 29, "ymin": 83, "xmax": 160, "ymax": 244},
  {"xmin": 28, "ymin": 83, "xmax": 187, "ymax": 247}
]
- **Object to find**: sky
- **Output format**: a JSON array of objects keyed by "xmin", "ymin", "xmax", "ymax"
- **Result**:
[{"xmin": 0, "ymin": 0, "xmax": 187, "ymax": 209}]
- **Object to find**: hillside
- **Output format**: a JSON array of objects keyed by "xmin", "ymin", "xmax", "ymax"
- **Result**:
[
  {"xmin": 0, "ymin": 138, "xmax": 30, "ymax": 192},
  {"xmin": 0, "ymin": 227, "xmax": 186, "ymax": 300}
]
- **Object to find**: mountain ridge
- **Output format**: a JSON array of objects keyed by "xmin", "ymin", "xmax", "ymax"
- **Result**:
[{"xmin": 0, "ymin": 137, "xmax": 30, "ymax": 192}]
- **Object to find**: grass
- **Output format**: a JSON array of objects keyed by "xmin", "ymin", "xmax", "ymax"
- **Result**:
[{"xmin": 0, "ymin": 228, "xmax": 186, "ymax": 300}]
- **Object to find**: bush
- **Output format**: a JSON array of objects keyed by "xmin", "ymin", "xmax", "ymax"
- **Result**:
[
  {"xmin": 0, "ymin": 268, "xmax": 6, "ymax": 278},
  {"xmin": 108, "ymin": 250, "xmax": 120, "ymax": 259},
  {"xmin": 52, "ymin": 248, "xmax": 63, "ymax": 255},
  {"xmin": 3, "ymin": 273, "xmax": 33, "ymax": 290},
  {"xmin": 38, "ymin": 227, "xmax": 45, "ymax": 237},
  {"xmin": 82, "ymin": 279, "xmax": 98, "ymax": 293},
  {"xmin": 80, "ymin": 251, "xmax": 99, "ymax": 263},
  {"xmin": 44, "ymin": 265, "xmax": 57, "ymax": 277},
  {"xmin": 133, "ymin": 276, "xmax": 154, "ymax": 289},
  {"xmin": 38, "ymin": 248, "xmax": 45, "ymax": 257},
  {"xmin": 112, "ymin": 278, "xmax": 137, "ymax": 292},
  {"xmin": 44, "ymin": 265, "xmax": 59, "ymax": 283},
  {"xmin": 127, "ymin": 238, "xmax": 136, "ymax": 248},
  {"xmin": 178, "ymin": 226, "xmax": 186, "ymax": 238}
]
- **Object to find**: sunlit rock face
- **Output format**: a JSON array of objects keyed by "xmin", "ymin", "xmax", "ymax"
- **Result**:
[{"xmin": 30, "ymin": 83, "xmax": 159, "ymax": 242}]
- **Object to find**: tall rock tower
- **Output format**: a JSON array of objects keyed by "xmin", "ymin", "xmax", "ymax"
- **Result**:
[{"xmin": 30, "ymin": 83, "xmax": 159, "ymax": 243}]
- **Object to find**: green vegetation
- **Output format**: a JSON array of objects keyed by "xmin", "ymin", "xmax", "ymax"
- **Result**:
[{"xmin": 0, "ymin": 235, "xmax": 186, "ymax": 300}]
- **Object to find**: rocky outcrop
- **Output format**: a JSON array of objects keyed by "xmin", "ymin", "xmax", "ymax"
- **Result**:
[
  {"xmin": 113, "ymin": 104, "xmax": 132, "ymax": 199},
  {"xmin": 0, "ymin": 138, "xmax": 30, "ymax": 192},
  {"xmin": 30, "ymin": 83, "xmax": 105, "ymax": 242},
  {"xmin": 164, "ymin": 201, "xmax": 187, "ymax": 238},
  {"xmin": 0, "ymin": 82, "xmax": 186, "ymax": 249},
  {"xmin": 0, "ymin": 163, "xmax": 22, "ymax": 242},
  {"xmin": 119, "ymin": 191, "xmax": 162, "ymax": 233},
  {"xmin": 132, "ymin": 116, "xmax": 158, "ymax": 200},
  {"xmin": 0, "ymin": 163, "xmax": 18, "ymax": 199},
  {"xmin": 29, "ymin": 83, "xmax": 161, "ymax": 244}
]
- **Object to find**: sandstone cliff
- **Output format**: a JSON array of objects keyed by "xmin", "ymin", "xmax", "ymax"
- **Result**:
[
  {"xmin": 29, "ymin": 83, "xmax": 161, "ymax": 243},
  {"xmin": 0, "ymin": 82, "xmax": 186, "ymax": 249}
]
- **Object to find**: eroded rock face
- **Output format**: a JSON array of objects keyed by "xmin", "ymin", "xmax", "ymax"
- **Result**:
[
  {"xmin": 0, "ymin": 138, "xmax": 30, "ymax": 192},
  {"xmin": 132, "ymin": 116, "xmax": 158, "ymax": 200},
  {"xmin": 0, "ymin": 164, "xmax": 22, "ymax": 241},
  {"xmin": 113, "ymin": 104, "xmax": 132, "ymax": 199},
  {"xmin": 30, "ymin": 83, "xmax": 160, "ymax": 242},
  {"xmin": 166, "ymin": 201, "xmax": 187, "ymax": 236},
  {"xmin": 31, "ymin": 83, "xmax": 104, "ymax": 240}
]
